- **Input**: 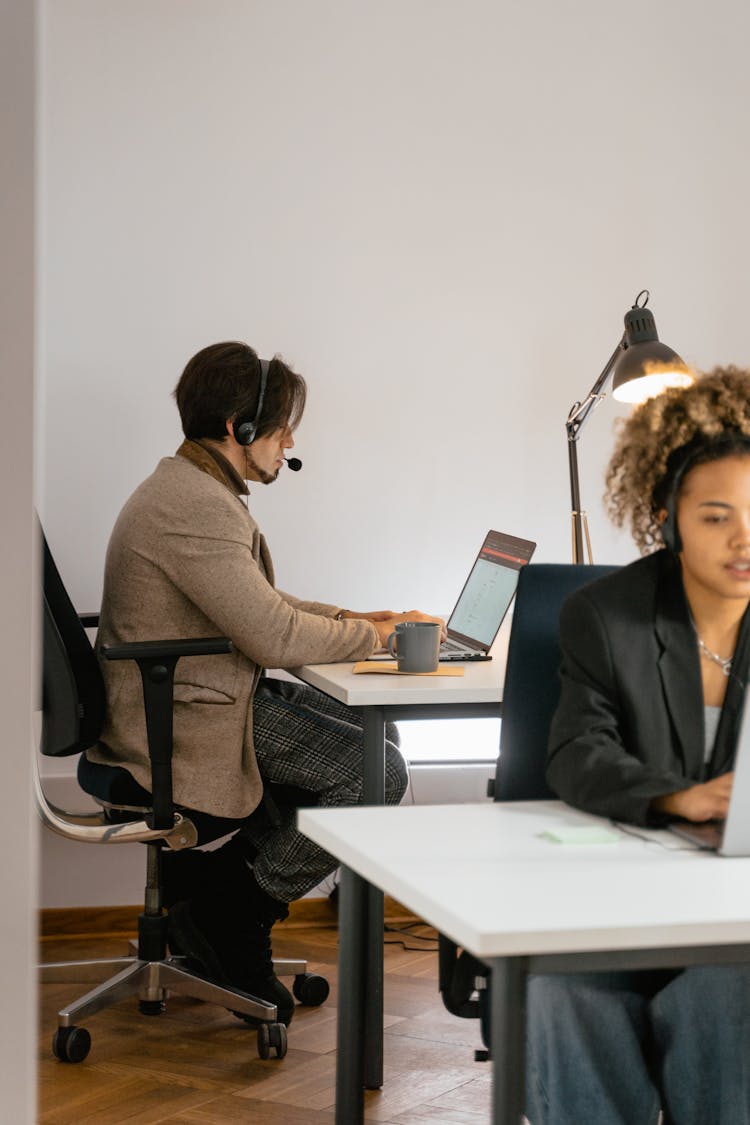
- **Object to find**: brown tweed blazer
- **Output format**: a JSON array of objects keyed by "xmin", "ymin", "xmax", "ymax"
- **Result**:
[{"xmin": 88, "ymin": 442, "xmax": 377, "ymax": 818}]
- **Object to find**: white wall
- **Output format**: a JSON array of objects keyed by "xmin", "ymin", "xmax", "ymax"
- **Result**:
[
  {"xmin": 37, "ymin": 1, "xmax": 750, "ymax": 901},
  {"xmin": 1, "ymin": 0, "xmax": 38, "ymax": 1117}
]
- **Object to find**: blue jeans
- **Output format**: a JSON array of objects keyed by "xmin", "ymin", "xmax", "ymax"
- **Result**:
[{"xmin": 526, "ymin": 966, "xmax": 750, "ymax": 1125}]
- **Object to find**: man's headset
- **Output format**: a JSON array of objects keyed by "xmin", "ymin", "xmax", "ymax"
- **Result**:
[
  {"xmin": 233, "ymin": 358, "xmax": 270, "ymax": 447},
  {"xmin": 232, "ymin": 357, "xmax": 302, "ymax": 470},
  {"xmin": 659, "ymin": 432, "xmax": 750, "ymax": 554}
]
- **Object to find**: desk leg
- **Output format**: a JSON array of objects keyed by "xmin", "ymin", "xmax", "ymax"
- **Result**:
[
  {"xmin": 337, "ymin": 865, "xmax": 367, "ymax": 1124},
  {"xmin": 362, "ymin": 707, "xmax": 386, "ymax": 1089},
  {"xmin": 489, "ymin": 957, "xmax": 527, "ymax": 1125},
  {"xmin": 362, "ymin": 705, "xmax": 386, "ymax": 805}
]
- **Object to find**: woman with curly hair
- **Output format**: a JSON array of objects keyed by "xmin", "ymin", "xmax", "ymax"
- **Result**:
[{"xmin": 527, "ymin": 367, "xmax": 750, "ymax": 1125}]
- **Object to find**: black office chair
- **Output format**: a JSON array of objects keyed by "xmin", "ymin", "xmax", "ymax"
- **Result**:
[
  {"xmin": 38, "ymin": 531, "xmax": 327, "ymax": 1063},
  {"xmin": 438, "ymin": 562, "xmax": 617, "ymax": 1057}
]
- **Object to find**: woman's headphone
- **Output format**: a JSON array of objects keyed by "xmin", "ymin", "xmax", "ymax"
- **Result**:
[
  {"xmin": 658, "ymin": 432, "xmax": 750, "ymax": 553},
  {"xmin": 233, "ymin": 359, "xmax": 269, "ymax": 446}
]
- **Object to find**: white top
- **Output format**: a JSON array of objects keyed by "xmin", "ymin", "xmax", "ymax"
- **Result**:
[
  {"xmin": 705, "ymin": 704, "xmax": 721, "ymax": 761},
  {"xmin": 291, "ymin": 615, "xmax": 510, "ymax": 708},
  {"xmin": 298, "ymin": 801, "xmax": 750, "ymax": 959}
]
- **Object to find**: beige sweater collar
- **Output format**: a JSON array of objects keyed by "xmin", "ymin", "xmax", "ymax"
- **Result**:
[{"xmin": 176, "ymin": 438, "xmax": 249, "ymax": 497}]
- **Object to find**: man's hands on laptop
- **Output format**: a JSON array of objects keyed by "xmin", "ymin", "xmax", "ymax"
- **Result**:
[
  {"xmin": 651, "ymin": 772, "xmax": 734, "ymax": 822},
  {"xmin": 340, "ymin": 609, "xmax": 447, "ymax": 650}
]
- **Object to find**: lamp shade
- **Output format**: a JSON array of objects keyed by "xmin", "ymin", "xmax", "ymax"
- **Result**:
[{"xmin": 611, "ymin": 304, "xmax": 693, "ymax": 404}]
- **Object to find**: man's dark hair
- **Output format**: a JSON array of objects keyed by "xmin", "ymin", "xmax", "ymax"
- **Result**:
[{"xmin": 174, "ymin": 341, "xmax": 307, "ymax": 442}]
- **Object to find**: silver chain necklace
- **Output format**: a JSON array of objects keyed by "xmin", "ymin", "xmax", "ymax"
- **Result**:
[{"xmin": 697, "ymin": 636, "xmax": 733, "ymax": 677}]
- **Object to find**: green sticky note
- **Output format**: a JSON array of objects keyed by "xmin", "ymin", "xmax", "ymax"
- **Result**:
[{"xmin": 541, "ymin": 826, "xmax": 620, "ymax": 845}]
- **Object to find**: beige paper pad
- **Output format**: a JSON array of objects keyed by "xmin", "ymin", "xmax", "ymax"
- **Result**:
[{"xmin": 353, "ymin": 661, "xmax": 465, "ymax": 677}]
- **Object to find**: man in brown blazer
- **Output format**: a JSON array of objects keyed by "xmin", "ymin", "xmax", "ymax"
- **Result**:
[{"xmin": 86, "ymin": 341, "xmax": 443, "ymax": 1023}]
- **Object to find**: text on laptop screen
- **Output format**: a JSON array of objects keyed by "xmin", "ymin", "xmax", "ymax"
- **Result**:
[{"xmin": 448, "ymin": 531, "xmax": 535, "ymax": 647}]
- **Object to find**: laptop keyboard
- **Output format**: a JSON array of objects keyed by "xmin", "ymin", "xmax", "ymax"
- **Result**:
[
  {"xmin": 669, "ymin": 820, "xmax": 724, "ymax": 850},
  {"xmin": 439, "ymin": 639, "xmax": 483, "ymax": 661},
  {"xmin": 441, "ymin": 638, "xmax": 470, "ymax": 654}
]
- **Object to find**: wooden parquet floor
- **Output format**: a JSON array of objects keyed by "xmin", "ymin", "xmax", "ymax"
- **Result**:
[{"xmin": 39, "ymin": 911, "xmax": 492, "ymax": 1124}]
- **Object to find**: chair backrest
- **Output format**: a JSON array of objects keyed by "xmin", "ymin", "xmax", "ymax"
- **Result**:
[
  {"xmin": 494, "ymin": 562, "xmax": 618, "ymax": 801},
  {"xmin": 41, "ymin": 530, "xmax": 105, "ymax": 757}
]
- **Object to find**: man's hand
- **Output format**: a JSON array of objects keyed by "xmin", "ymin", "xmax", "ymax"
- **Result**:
[
  {"xmin": 343, "ymin": 610, "xmax": 398, "ymax": 624},
  {"xmin": 343, "ymin": 609, "xmax": 446, "ymax": 649},
  {"xmin": 651, "ymin": 773, "xmax": 734, "ymax": 822}
]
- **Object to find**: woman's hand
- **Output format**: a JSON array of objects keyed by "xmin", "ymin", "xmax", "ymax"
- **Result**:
[{"xmin": 651, "ymin": 772, "xmax": 734, "ymax": 821}]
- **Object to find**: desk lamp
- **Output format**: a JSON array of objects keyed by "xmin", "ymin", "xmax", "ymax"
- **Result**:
[{"xmin": 566, "ymin": 289, "xmax": 692, "ymax": 563}]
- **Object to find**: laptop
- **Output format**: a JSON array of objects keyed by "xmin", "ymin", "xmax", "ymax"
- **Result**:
[
  {"xmin": 669, "ymin": 691, "xmax": 750, "ymax": 856},
  {"xmin": 438, "ymin": 530, "xmax": 536, "ymax": 662}
]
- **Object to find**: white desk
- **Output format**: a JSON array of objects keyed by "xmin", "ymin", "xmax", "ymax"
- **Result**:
[
  {"xmin": 299, "ymin": 800, "xmax": 750, "ymax": 1125},
  {"xmin": 292, "ymin": 621, "xmax": 508, "ymax": 1088},
  {"xmin": 295, "ymin": 628, "xmax": 508, "ymax": 710},
  {"xmin": 293, "ymin": 617, "xmax": 508, "ymax": 805}
]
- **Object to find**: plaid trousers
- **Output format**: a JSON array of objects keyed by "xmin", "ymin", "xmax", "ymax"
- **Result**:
[{"xmin": 242, "ymin": 676, "xmax": 407, "ymax": 902}]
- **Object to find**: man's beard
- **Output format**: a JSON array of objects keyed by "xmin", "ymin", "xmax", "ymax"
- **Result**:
[{"xmin": 244, "ymin": 448, "xmax": 280, "ymax": 485}]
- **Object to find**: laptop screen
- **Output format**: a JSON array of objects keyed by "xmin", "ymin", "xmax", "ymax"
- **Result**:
[{"xmin": 448, "ymin": 530, "xmax": 536, "ymax": 649}]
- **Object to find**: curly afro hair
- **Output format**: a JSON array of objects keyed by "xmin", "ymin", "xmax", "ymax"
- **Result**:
[{"xmin": 605, "ymin": 366, "xmax": 750, "ymax": 554}]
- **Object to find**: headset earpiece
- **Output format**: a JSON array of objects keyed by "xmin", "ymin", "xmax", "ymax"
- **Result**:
[
  {"xmin": 234, "ymin": 358, "xmax": 269, "ymax": 446},
  {"xmin": 660, "ymin": 497, "xmax": 680, "ymax": 554},
  {"xmin": 658, "ymin": 431, "xmax": 750, "ymax": 556}
]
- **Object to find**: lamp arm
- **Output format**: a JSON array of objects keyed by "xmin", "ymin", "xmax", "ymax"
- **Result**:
[
  {"xmin": 565, "ymin": 334, "xmax": 625, "ymax": 442},
  {"xmin": 566, "ymin": 333, "xmax": 625, "ymax": 564}
]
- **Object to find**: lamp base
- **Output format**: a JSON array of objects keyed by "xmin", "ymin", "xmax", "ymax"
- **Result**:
[{"xmin": 571, "ymin": 512, "xmax": 594, "ymax": 565}]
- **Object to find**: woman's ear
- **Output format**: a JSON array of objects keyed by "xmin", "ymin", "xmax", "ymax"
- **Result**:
[{"xmin": 655, "ymin": 508, "xmax": 668, "ymax": 526}]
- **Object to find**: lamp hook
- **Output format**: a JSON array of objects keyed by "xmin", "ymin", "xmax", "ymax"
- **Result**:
[{"xmin": 633, "ymin": 289, "xmax": 650, "ymax": 309}]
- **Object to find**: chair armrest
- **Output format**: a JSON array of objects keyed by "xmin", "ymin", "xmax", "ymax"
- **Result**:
[
  {"xmin": 100, "ymin": 637, "xmax": 233, "ymax": 829},
  {"xmin": 102, "ymin": 637, "xmax": 232, "ymax": 661}
]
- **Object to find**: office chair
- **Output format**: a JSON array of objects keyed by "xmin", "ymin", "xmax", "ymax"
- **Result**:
[
  {"xmin": 38, "ymin": 531, "xmax": 328, "ymax": 1063},
  {"xmin": 438, "ymin": 562, "xmax": 617, "ymax": 1057}
]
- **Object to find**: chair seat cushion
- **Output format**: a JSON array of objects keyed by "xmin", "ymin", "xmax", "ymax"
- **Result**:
[{"xmin": 78, "ymin": 753, "xmax": 153, "ymax": 808}]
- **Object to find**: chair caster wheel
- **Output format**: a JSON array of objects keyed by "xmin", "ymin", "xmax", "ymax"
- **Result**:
[
  {"xmin": 257, "ymin": 1021, "xmax": 288, "ymax": 1059},
  {"xmin": 52, "ymin": 1026, "xmax": 91, "ymax": 1063},
  {"xmin": 293, "ymin": 971, "xmax": 330, "ymax": 1006},
  {"xmin": 138, "ymin": 999, "xmax": 166, "ymax": 1015}
]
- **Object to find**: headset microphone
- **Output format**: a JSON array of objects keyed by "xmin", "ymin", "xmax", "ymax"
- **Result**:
[{"xmin": 285, "ymin": 457, "xmax": 302, "ymax": 471}]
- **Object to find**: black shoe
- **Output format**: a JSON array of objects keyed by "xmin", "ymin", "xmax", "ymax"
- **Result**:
[{"xmin": 167, "ymin": 896, "xmax": 294, "ymax": 1025}]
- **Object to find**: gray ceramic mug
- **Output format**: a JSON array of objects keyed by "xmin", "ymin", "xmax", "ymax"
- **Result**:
[{"xmin": 387, "ymin": 621, "xmax": 441, "ymax": 673}]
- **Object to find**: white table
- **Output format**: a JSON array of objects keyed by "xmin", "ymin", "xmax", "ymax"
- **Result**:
[
  {"xmin": 299, "ymin": 800, "xmax": 750, "ymax": 1125},
  {"xmin": 295, "ymin": 623, "xmax": 508, "ymax": 711},
  {"xmin": 292, "ymin": 622, "xmax": 508, "ymax": 1087}
]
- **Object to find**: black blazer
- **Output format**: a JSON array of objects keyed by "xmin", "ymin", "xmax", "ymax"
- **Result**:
[{"xmin": 546, "ymin": 550, "xmax": 750, "ymax": 826}]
